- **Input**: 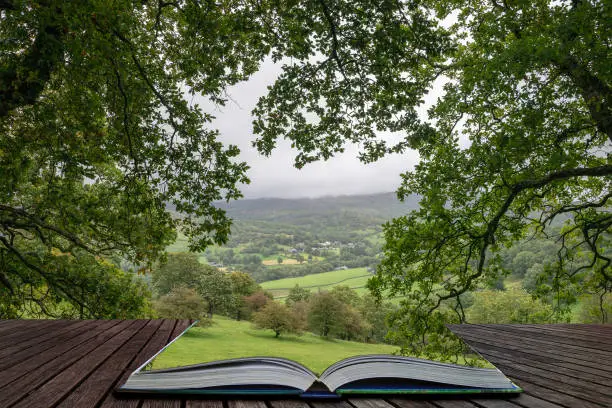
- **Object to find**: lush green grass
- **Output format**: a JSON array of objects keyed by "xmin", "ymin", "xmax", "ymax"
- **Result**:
[
  {"xmin": 150, "ymin": 316, "xmax": 399, "ymax": 375},
  {"xmin": 261, "ymin": 268, "xmax": 372, "ymax": 298}
]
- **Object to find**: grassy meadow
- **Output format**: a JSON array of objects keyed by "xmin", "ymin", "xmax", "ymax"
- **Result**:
[
  {"xmin": 260, "ymin": 267, "xmax": 372, "ymax": 298},
  {"xmin": 150, "ymin": 316, "xmax": 399, "ymax": 375}
]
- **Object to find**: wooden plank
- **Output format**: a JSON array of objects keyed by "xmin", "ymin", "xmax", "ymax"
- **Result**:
[
  {"xmin": 472, "ymin": 325, "xmax": 612, "ymax": 352},
  {"xmin": 349, "ymin": 399, "xmax": 396, "ymax": 408},
  {"xmin": 270, "ymin": 400, "xmax": 310, "ymax": 408},
  {"xmin": 459, "ymin": 336, "xmax": 612, "ymax": 376},
  {"xmin": 57, "ymin": 319, "xmax": 163, "ymax": 407},
  {"xmin": 0, "ymin": 320, "xmax": 118, "ymax": 390},
  {"xmin": 508, "ymin": 378, "xmax": 606, "ymax": 408},
  {"xmin": 459, "ymin": 334, "xmax": 612, "ymax": 377},
  {"xmin": 451, "ymin": 325, "xmax": 612, "ymax": 362},
  {"xmin": 0, "ymin": 319, "xmax": 34, "ymax": 334},
  {"xmin": 169, "ymin": 319, "xmax": 191, "ymax": 340},
  {"xmin": 0, "ymin": 319, "xmax": 88, "ymax": 360},
  {"xmin": 186, "ymin": 400, "xmax": 224, "ymax": 408},
  {"xmin": 501, "ymin": 394, "xmax": 565, "ymax": 408},
  {"xmin": 534, "ymin": 324, "xmax": 612, "ymax": 333},
  {"xmin": 550, "ymin": 360, "xmax": 612, "ymax": 378},
  {"xmin": 0, "ymin": 318, "xmax": 58, "ymax": 335},
  {"xmin": 99, "ymin": 320, "xmax": 182, "ymax": 408},
  {"xmin": 512, "ymin": 323, "xmax": 612, "ymax": 339},
  {"xmin": 141, "ymin": 400, "xmax": 182, "ymax": 408},
  {"xmin": 0, "ymin": 320, "xmax": 127, "ymax": 407},
  {"xmin": 310, "ymin": 401, "xmax": 353, "ymax": 408},
  {"xmin": 477, "ymin": 349, "xmax": 612, "ymax": 386},
  {"xmin": 0, "ymin": 319, "xmax": 41, "ymax": 336},
  {"xmin": 450, "ymin": 330, "xmax": 612, "ymax": 374},
  {"xmin": 0, "ymin": 319, "xmax": 70, "ymax": 345},
  {"xmin": 490, "ymin": 363, "xmax": 611, "ymax": 406},
  {"xmin": 12, "ymin": 320, "xmax": 148, "ymax": 408},
  {"xmin": 228, "ymin": 400, "xmax": 268, "ymax": 408},
  {"xmin": 468, "ymin": 398, "xmax": 532, "ymax": 408},
  {"xmin": 0, "ymin": 320, "xmax": 95, "ymax": 369},
  {"xmin": 389, "ymin": 399, "xmax": 438, "ymax": 408},
  {"xmin": 431, "ymin": 401, "xmax": 478, "ymax": 408}
]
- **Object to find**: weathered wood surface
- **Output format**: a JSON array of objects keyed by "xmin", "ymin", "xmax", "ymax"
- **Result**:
[{"xmin": 0, "ymin": 321, "xmax": 609, "ymax": 408}]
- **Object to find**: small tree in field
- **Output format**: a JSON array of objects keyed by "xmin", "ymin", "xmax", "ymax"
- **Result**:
[
  {"xmin": 153, "ymin": 286, "xmax": 210, "ymax": 325},
  {"xmin": 228, "ymin": 272, "xmax": 259, "ymax": 320},
  {"xmin": 307, "ymin": 292, "xmax": 344, "ymax": 337},
  {"xmin": 253, "ymin": 301, "xmax": 298, "ymax": 337},
  {"xmin": 289, "ymin": 300, "xmax": 309, "ymax": 333},
  {"xmin": 243, "ymin": 290, "xmax": 273, "ymax": 319},
  {"xmin": 285, "ymin": 284, "xmax": 311, "ymax": 306}
]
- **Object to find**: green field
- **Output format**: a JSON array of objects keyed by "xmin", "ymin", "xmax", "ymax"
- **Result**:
[
  {"xmin": 261, "ymin": 267, "xmax": 372, "ymax": 298},
  {"xmin": 150, "ymin": 317, "xmax": 399, "ymax": 374}
]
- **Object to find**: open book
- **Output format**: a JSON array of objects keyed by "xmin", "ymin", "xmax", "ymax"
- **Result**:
[{"xmin": 117, "ymin": 322, "xmax": 521, "ymax": 397}]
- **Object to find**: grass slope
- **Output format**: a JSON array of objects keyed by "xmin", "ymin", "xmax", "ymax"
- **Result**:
[
  {"xmin": 151, "ymin": 317, "xmax": 398, "ymax": 375},
  {"xmin": 260, "ymin": 268, "xmax": 372, "ymax": 298}
]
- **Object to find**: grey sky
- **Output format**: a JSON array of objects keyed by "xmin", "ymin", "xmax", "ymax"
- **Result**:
[{"xmin": 198, "ymin": 60, "xmax": 437, "ymax": 199}]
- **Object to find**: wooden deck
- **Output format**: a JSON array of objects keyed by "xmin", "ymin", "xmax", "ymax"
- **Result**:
[{"xmin": 0, "ymin": 320, "xmax": 609, "ymax": 408}]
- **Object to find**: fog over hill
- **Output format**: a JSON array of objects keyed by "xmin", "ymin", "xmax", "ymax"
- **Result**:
[{"xmin": 215, "ymin": 192, "xmax": 420, "ymax": 223}]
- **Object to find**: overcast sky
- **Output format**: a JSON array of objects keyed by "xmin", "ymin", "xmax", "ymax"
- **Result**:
[{"xmin": 197, "ymin": 60, "xmax": 438, "ymax": 199}]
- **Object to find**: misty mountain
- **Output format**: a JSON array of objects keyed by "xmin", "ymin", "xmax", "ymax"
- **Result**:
[{"xmin": 215, "ymin": 192, "xmax": 420, "ymax": 224}]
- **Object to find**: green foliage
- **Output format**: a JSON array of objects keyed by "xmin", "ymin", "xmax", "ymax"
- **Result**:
[
  {"xmin": 577, "ymin": 293, "xmax": 612, "ymax": 323},
  {"xmin": 330, "ymin": 285, "xmax": 362, "ymax": 307},
  {"xmin": 285, "ymin": 284, "xmax": 311, "ymax": 306},
  {"xmin": 466, "ymin": 289, "xmax": 554, "ymax": 324},
  {"xmin": 229, "ymin": 272, "xmax": 259, "ymax": 296},
  {"xmin": 0, "ymin": 0, "xmax": 272, "ymax": 316},
  {"xmin": 512, "ymin": 251, "xmax": 541, "ymax": 278},
  {"xmin": 307, "ymin": 292, "xmax": 345, "ymax": 337},
  {"xmin": 153, "ymin": 286, "xmax": 210, "ymax": 323},
  {"xmin": 359, "ymin": 294, "xmax": 397, "ymax": 343},
  {"xmin": 242, "ymin": 290, "xmax": 272, "ymax": 319},
  {"xmin": 253, "ymin": 301, "xmax": 300, "ymax": 337},
  {"xmin": 228, "ymin": 271, "xmax": 259, "ymax": 320},
  {"xmin": 151, "ymin": 252, "xmax": 237, "ymax": 319},
  {"xmin": 152, "ymin": 253, "xmax": 206, "ymax": 297},
  {"xmin": 336, "ymin": 304, "xmax": 371, "ymax": 342},
  {"xmin": 0, "ymin": 250, "xmax": 150, "ymax": 318},
  {"xmin": 522, "ymin": 263, "xmax": 546, "ymax": 293},
  {"xmin": 196, "ymin": 267, "xmax": 233, "ymax": 318},
  {"xmin": 254, "ymin": 0, "xmax": 612, "ymax": 355}
]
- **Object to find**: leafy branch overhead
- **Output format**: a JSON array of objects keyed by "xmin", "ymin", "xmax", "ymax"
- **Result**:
[
  {"xmin": 0, "ymin": 0, "xmax": 265, "ymax": 316},
  {"xmin": 249, "ymin": 0, "xmax": 612, "ymax": 351}
]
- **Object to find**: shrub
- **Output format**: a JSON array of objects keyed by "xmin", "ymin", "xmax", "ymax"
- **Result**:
[
  {"xmin": 153, "ymin": 286, "xmax": 210, "ymax": 325},
  {"xmin": 253, "ymin": 301, "xmax": 299, "ymax": 337}
]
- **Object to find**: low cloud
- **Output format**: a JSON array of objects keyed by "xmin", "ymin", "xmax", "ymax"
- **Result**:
[{"xmin": 197, "ymin": 60, "xmax": 425, "ymax": 199}]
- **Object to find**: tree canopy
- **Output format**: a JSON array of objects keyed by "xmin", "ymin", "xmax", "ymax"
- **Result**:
[
  {"xmin": 247, "ymin": 0, "xmax": 611, "ymax": 351},
  {"xmin": 0, "ymin": 0, "xmax": 267, "ymax": 316},
  {"xmin": 1, "ymin": 0, "xmax": 609, "ymax": 348}
]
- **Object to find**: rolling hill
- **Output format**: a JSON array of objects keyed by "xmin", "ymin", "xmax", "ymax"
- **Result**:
[{"xmin": 261, "ymin": 268, "xmax": 373, "ymax": 298}]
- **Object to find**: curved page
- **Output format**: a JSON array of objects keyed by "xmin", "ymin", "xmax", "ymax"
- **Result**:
[{"xmin": 319, "ymin": 355, "xmax": 517, "ymax": 391}]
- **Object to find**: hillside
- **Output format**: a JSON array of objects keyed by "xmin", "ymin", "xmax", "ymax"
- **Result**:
[
  {"xmin": 261, "ymin": 268, "xmax": 372, "ymax": 298},
  {"xmin": 215, "ymin": 192, "xmax": 420, "ymax": 223}
]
